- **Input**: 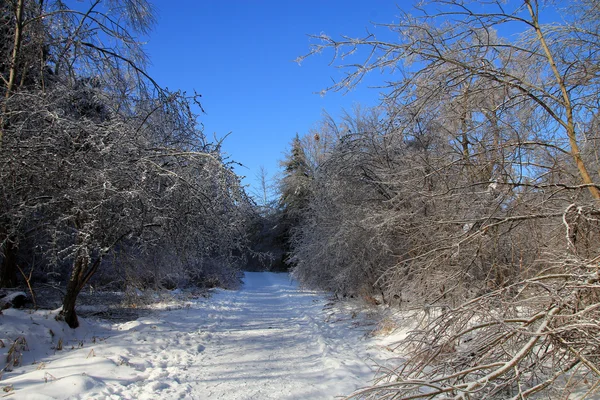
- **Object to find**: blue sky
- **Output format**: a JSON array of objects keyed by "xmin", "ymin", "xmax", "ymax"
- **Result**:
[{"xmin": 143, "ymin": 1, "xmax": 404, "ymax": 194}]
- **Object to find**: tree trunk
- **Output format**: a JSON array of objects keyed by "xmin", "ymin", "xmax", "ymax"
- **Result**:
[
  {"xmin": 60, "ymin": 246, "xmax": 103, "ymax": 329},
  {"xmin": 0, "ymin": 239, "xmax": 18, "ymax": 288},
  {"xmin": 1, "ymin": 0, "xmax": 25, "ymax": 146},
  {"xmin": 61, "ymin": 285, "xmax": 80, "ymax": 329},
  {"xmin": 60, "ymin": 254, "xmax": 85, "ymax": 328},
  {"xmin": 5, "ymin": 0, "xmax": 25, "ymax": 99},
  {"xmin": 525, "ymin": 0, "xmax": 600, "ymax": 200}
]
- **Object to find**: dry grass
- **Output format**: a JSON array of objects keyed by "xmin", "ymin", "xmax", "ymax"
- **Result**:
[
  {"xmin": 3, "ymin": 337, "xmax": 28, "ymax": 373},
  {"xmin": 370, "ymin": 317, "xmax": 398, "ymax": 337}
]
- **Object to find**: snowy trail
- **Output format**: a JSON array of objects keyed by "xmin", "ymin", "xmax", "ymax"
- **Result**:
[{"xmin": 2, "ymin": 272, "xmax": 389, "ymax": 399}]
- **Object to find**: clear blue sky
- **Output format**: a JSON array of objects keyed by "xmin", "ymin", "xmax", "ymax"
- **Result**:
[{"xmin": 143, "ymin": 1, "xmax": 404, "ymax": 194}]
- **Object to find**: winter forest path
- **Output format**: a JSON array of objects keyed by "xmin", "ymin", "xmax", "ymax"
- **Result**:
[{"xmin": 99, "ymin": 272, "xmax": 382, "ymax": 399}]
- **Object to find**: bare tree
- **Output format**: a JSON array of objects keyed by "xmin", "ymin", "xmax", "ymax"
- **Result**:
[
  {"xmin": 297, "ymin": 0, "xmax": 600, "ymax": 199},
  {"xmin": 288, "ymin": 0, "xmax": 600, "ymax": 397},
  {"xmin": 252, "ymin": 166, "xmax": 277, "ymax": 210},
  {"xmin": 1, "ymin": 1, "xmax": 252, "ymax": 328}
]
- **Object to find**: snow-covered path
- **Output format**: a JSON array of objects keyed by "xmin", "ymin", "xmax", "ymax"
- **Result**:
[{"xmin": 2, "ymin": 273, "xmax": 389, "ymax": 399}]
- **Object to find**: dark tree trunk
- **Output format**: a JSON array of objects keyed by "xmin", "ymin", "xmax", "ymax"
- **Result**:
[
  {"xmin": 60, "ymin": 252, "xmax": 86, "ymax": 329},
  {"xmin": 61, "ymin": 284, "xmax": 80, "ymax": 329},
  {"xmin": 60, "ymin": 249, "xmax": 102, "ymax": 329},
  {"xmin": 1, "ymin": 239, "xmax": 18, "ymax": 288}
]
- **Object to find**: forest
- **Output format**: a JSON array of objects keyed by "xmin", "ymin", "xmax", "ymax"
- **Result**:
[{"xmin": 1, "ymin": 0, "xmax": 600, "ymax": 398}]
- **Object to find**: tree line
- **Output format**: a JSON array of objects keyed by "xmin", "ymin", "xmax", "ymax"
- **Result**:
[
  {"xmin": 2, "ymin": 0, "xmax": 599, "ymax": 397},
  {"xmin": 279, "ymin": 0, "xmax": 600, "ymax": 397},
  {"xmin": 0, "ymin": 0, "xmax": 252, "ymax": 328}
]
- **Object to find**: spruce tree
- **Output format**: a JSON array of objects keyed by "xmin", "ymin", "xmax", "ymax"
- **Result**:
[{"xmin": 276, "ymin": 134, "xmax": 312, "ymax": 270}]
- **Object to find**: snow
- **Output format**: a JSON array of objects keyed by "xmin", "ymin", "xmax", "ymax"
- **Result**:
[
  {"xmin": 0, "ymin": 272, "xmax": 403, "ymax": 399},
  {"xmin": 1, "ymin": 291, "xmax": 28, "ymax": 309}
]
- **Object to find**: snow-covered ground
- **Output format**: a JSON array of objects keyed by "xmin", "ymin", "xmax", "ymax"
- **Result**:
[{"xmin": 0, "ymin": 272, "xmax": 402, "ymax": 399}]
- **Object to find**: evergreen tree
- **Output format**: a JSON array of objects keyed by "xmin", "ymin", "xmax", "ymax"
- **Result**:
[
  {"xmin": 276, "ymin": 134, "xmax": 312, "ymax": 270},
  {"xmin": 279, "ymin": 134, "xmax": 312, "ymax": 220}
]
